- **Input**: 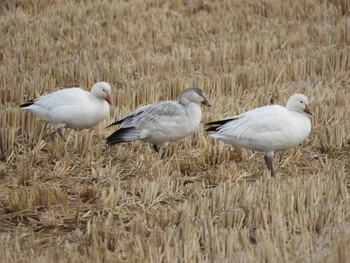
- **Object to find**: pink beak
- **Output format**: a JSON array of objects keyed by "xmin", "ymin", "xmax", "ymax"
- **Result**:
[
  {"xmin": 304, "ymin": 104, "xmax": 313, "ymax": 115},
  {"xmin": 105, "ymin": 93, "xmax": 113, "ymax": 105}
]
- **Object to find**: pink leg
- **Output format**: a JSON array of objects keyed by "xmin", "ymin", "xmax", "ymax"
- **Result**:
[
  {"xmin": 264, "ymin": 155, "xmax": 275, "ymax": 177},
  {"xmin": 56, "ymin": 128, "xmax": 67, "ymax": 143}
]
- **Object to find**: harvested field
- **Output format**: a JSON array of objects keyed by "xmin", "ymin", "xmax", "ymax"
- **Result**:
[{"xmin": 1, "ymin": 0, "xmax": 350, "ymax": 262}]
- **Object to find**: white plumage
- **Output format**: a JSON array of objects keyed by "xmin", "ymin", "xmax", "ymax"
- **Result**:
[
  {"xmin": 106, "ymin": 87, "xmax": 211, "ymax": 153},
  {"xmin": 206, "ymin": 93, "xmax": 313, "ymax": 176},
  {"xmin": 20, "ymin": 82, "xmax": 113, "ymax": 143}
]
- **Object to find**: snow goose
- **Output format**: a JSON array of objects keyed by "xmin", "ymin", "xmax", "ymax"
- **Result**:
[
  {"xmin": 20, "ymin": 82, "xmax": 113, "ymax": 143},
  {"xmin": 206, "ymin": 94, "xmax": 312, "ymax": 176},
  {"xmin": 106, "ymin": 87, "xmax": 211, "ymax": 153}
]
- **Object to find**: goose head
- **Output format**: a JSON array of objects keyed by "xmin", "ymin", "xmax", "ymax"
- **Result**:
[
  {"xmin": 286, "ymin": 93, "xmax": 312, "ymax": 116},
  {"xmin": 91, "ymin": 82, "xmax": 113, "ymax": 105},
  {"xmin": 179, "ymin": 87, "xmax": 211, "ymax": 107}
]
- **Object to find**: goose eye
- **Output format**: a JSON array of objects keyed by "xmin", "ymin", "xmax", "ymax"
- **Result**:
[{"xmin": 300, "ymin": 101, "xmax": 303, "ymax": 103}]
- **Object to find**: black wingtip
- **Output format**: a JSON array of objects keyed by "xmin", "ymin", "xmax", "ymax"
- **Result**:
[
  {"xmin": 106, "ymin": 127, "xmax": 135, "ymax": 146},
  {"xmin": 205, "ymin": 117, "xmax": 238, "ymax": 132},
  {"xmin": 106, "ymin": 114, "xmax": 135, "ymax": 129},
  {"xmin": 106, "ymin": 138, "xmax": 127, "ymax": 147},
  {"xmin": 20, "ymin": 99, "xmax": 35, "ymax": 108},
  {"xmin": 205, "ymin": 126, "xmax": 220, "ymax": 132},
  {"xmin": 206, "ymin": 117, "xmax": 238, "ymax": 127},
  {"xmin": 106, "ymin": 121, "xmax": 119, "ymax": 129}
]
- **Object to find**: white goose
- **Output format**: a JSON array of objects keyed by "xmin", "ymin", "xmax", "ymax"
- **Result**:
[
  {"xmin": 20, "ymin": 82, "xmax": 113, "ymax": 143},
  {"xmin": 106, "ymin": 87, "xmax": 211, "ymax": 153},
  {"xmin": 206, "ymin": 94, "xmax": 313, "ymax": 176}
]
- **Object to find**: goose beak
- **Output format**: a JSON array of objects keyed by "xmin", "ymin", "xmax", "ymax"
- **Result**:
[
  {"xmin": 304, "ymin": 104, "xmax": 313, "ymax": 116},
  {"xmin": 105, "ymin": 93, "xmax": 113, "ymax": 105},
  {"xmin": 201, "ymin": 98, "xmax": 211, "ymax": 107}
]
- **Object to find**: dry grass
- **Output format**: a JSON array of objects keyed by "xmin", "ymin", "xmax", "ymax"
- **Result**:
[{"xmin": 0, "ymin": 0, "xmax": 350, "ymax": 262}]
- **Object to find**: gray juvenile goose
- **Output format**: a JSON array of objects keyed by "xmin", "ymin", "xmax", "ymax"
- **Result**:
[{"xmin": 107, "ymin": 87, "xmax": 211, "ymax": 152}]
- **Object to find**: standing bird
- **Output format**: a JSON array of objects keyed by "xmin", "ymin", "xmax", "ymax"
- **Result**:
[
  {"xmin": 20, "ymin": 82, "xmax": 113, "ymax": 143},
  {"xmin": 206, "ymin": 94, "xmax": 313, "ymax": 176},
  {"xmin": 106, "ymin": 87, "xmax": 211, "ymax": 153}
]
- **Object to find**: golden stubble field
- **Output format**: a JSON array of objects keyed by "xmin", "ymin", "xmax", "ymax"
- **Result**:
[{"xmin": 1, "ymin": 0, "xmax": 350, "ymax": 262}]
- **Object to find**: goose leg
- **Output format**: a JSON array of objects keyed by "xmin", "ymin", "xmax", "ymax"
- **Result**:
[
  {"xmin": 153, "ymin": 144, "xmax": 170, "ymax": 159},
  {"xmin": 160, "ymin": 148, "xmax": 169, "ymax": 159},
  {"xmin": 57, "ymin": 128, "xmax": 67, "ymax": 143},
  {"xmin": 264, "ymin": 155, "xmax": 275, "ymax": 177},
  {"xmin": 153, "ymin": 143, "xmax": 170, "ymax": 159},
  {"xmin": 57, "ymin": 128, "xmax": 72, "ymax": 149},
  {"xmin": 270, "ymin": 164, "xmax": 275, "ymax": 177},
  {"xmin": 153, "ymin": 144, "xmax": 159, "ymax": 153}
]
